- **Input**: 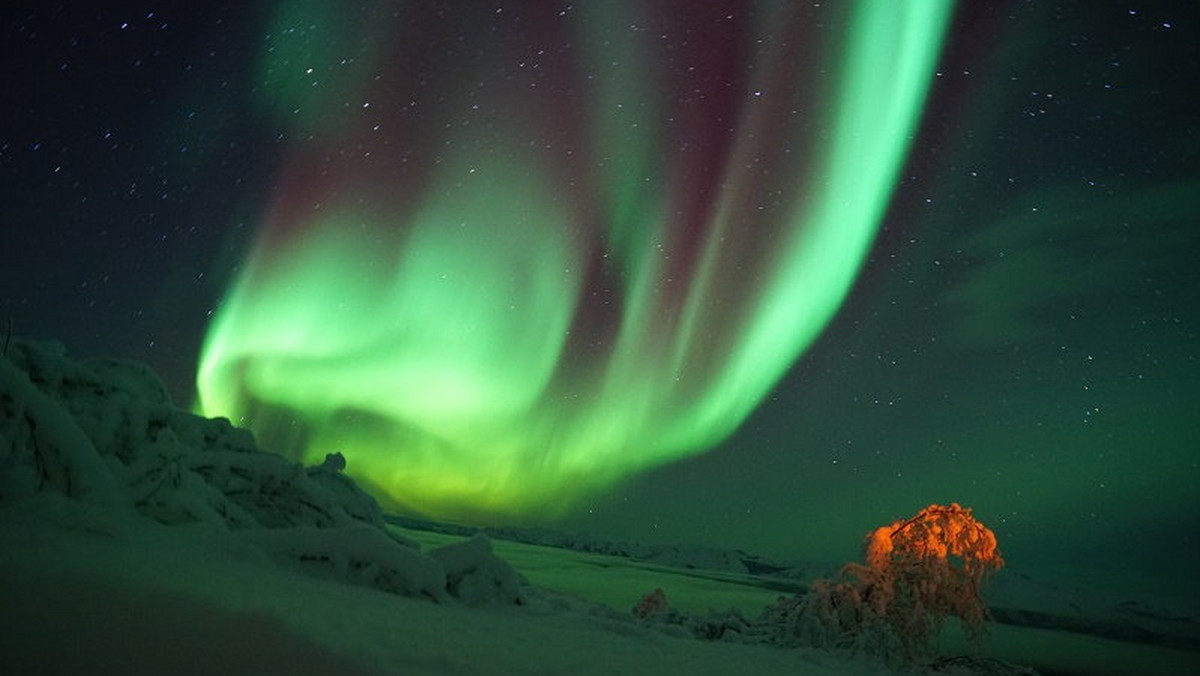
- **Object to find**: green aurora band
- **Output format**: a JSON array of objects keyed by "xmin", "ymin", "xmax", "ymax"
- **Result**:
[{"xmin": 197, "ymin": 1, "xmax": 954, "ymax": 520}]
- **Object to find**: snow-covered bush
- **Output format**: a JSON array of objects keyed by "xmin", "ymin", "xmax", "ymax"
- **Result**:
[
  {"xmin": 626, "ymin": 587, "xmax": 756, "ymax": 644},
  {"xmin": 633, "ymin": 587, "xmax": 670, "ymax": 619}
]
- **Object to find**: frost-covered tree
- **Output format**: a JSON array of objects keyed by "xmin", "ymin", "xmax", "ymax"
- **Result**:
[{"xmin": 764, "ymin": 503, "xmax": 1004, "ymax": 663}]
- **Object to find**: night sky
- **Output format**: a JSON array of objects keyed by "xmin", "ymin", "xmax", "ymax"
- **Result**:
[{"xmin": 3, "ymin": 0, "xmax": 1197, "ymax": 585}]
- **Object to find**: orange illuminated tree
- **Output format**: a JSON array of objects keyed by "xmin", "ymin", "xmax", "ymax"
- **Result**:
[
  {"xmin": 865, "ymin": 503, "xmax": 1004, "ymax": 645},
  {"xmin": 779, "ymin": 503, "xmax": 1004, "ymax": 662}
]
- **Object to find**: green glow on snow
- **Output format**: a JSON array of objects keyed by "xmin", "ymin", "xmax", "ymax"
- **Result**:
[{"xmin": 198, "ymin": 1, "xmax": 954, "ymax": 520}]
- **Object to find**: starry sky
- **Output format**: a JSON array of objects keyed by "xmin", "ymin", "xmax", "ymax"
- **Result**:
[{"xmin": 2, "ymin": 1, "xmax": 1197, "ymax": 583}]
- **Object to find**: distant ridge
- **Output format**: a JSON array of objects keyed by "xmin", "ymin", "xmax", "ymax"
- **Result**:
[{"xmin": 390, "ymin": 513, "xmax": 849, "ymax": 583}]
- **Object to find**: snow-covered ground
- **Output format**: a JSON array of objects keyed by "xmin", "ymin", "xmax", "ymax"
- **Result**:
[
  {"xmin": 1, "ymin": 496, "xmax": 907, "ymax": 676},
  {"xmin": 390, "ymin": 516, "xmax": 1200, "ymax": 662},
  {"xmin": 392, "ymin": 524, "xmax": 1200, "ymax": 676},
  {"xmin": 2, "ymin": 338, "xmax": 1196, "ymax": 675}
]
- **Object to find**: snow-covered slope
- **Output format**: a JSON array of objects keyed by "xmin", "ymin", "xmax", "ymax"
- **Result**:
[
  {"xmin": 0, "ymin": 337, "xmax": 519, "ymax": 606},
  {"xmin": 0, "ymin": 338, "xmax": 910, "ymax": 674},
  {"xmin": 2, "ymin": 338, "xmax": 1194, "ymax": 675}
]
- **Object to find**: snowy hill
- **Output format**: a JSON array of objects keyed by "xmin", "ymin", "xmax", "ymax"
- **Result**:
[{"xmin": 2, "ymin": 338, "xmax": 1196, "ymax": 675}]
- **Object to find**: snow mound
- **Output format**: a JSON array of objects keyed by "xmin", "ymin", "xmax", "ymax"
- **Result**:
[
  {"xmin": 238, "ymin": 525, "xmax": 447, "ymax": 602},
  {"xmin": 430, "ymin": 533, "xmax": 524, "ymax": 606}
]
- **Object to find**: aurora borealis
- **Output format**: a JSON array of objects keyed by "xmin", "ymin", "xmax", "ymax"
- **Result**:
[
  {"xmin": 194, "ymin": 1, "xmax": 952, "ymax": 518},
  {"xmin": 3, "ymin": 0, "xmax": 1197, "ymax": 580}
]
